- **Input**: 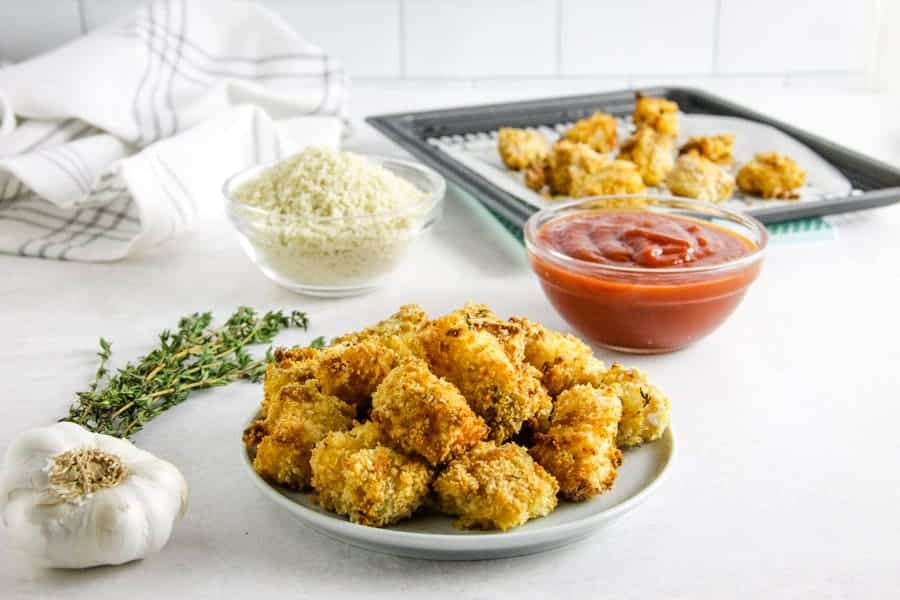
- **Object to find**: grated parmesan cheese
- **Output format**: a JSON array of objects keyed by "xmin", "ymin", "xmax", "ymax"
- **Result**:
[{"xmin": 231, "ymin": 147, "xmax": 429, "ymax": 290}]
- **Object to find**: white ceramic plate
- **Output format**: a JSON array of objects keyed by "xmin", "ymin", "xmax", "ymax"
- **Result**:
[{"xmin": 242, "ymin": 413, "xmax": 675, "ymax": 560}]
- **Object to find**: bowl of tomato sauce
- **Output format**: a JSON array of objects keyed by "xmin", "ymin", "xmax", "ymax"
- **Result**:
[{"xmin": 524, "ymin": 195, "xmax": 768, "ymax": 354}]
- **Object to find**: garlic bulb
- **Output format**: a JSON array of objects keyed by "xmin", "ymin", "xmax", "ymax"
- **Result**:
[{"xmin": 0, "ymin": 422, "xmax": 188, "ymax": 568}]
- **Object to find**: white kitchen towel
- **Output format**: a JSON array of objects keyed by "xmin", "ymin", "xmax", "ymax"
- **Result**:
[{"xmin": 0, "ymin": 0, "xmax": 347, "ymax": 261}]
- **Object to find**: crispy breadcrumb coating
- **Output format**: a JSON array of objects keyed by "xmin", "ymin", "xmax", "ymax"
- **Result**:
[
  {"xmin": 617, "ymin": 127, "xmax": 675, "ymax": 185},
  {"xmin": 259, "ymin": 347, "xmax": 321, "ymax": 420},
  {"xmin": 511, "ymin": 317, "xmax": 606, "ymax": 396},
  {"xmin": 498, "ymin": 127, "xmax": 551, "ymax": 171},
  {"xmin": 433, "ymin": 441, "xmax": 559, "ymax": 530},
  {"xmin": 314, "ymin": 340, "xmax": 397, "ymax": 408},
  {"xmin": 530, "ymin": 384, "xmax": 622, "ymax": 501},
  {"xmin": 419, "ymin": 308, "xmax": 551, "ymax": 442},
  {"xmin": 665, "ymin": 153, "xmax": 734, "ymax": 203},
  {"xmin": 524, "ymin": 158, "xmax": 549, "ymax": 192},
  {"xmin": 247, "ymin": 380, "xmax": 355, "ymax": 490},
  {"xmin": 600, "ymin": 364, "xmax": 670, "ymax": 447},
  {"xmin": 371, "ymin": 359, "xmax": 489, "ymax": 466},
  {"xmin": 569, "ymin": 159, "xmax": 647, "ymax": 197},
  {"xmin": 736, "ymin": 152, "xmax": 806, "ymax": 199},
  {"xmin": 633, "ymin": 93, "xmax": 679, "ymax": 137},
  {"xmin": 457, "ymin": 302, "xmax": 527, "ymax": 364},
  {"xmin": 547, "ymin": 140, "xmax": 609, "ymax": 196},
  {"xmin": 332, "ymin": 304, "xmax": 428, "ymax": 358},
  {"xmin": 679, "ymin": 134, "xmax": 735, "ymax": 165},
  {"xmin": 310, "ymin": 422, "xmax": 433, "ymax": 527},
  {"xmin": 562, "ymin": 112, "xmax": 619, "ymax": 154}
]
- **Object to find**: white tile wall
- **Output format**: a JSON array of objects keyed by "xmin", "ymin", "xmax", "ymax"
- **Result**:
[{"xmin": 0, "ymin": 0, "xmax": 868, "ymax": 90}]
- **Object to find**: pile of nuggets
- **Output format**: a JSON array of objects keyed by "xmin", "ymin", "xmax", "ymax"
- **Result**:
[
  {"xmin": 498, "ymin": 92, "xmax": 806, "ymax": 203},
  {"xmin": 243, "ymin": 303, "xmax": 671, "ymax": 531}
]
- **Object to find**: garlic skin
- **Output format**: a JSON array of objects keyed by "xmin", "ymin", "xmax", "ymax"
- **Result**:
[{"xmin": 0, "ymin": 422, "xmax": 188, "ymax": 569}]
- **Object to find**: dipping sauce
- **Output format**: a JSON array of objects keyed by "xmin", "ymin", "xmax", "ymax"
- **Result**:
[{"xmin": 527, "ymin": 207, "xmax": 765, "ymax": 353}]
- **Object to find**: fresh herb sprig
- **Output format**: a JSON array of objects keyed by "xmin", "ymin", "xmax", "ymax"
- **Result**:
[{"xmin": 64, "ymin": 307, "xmax": 309, "ymax": 439}]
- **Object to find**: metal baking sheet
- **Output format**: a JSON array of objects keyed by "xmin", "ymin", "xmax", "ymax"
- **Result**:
[{"xmin": 366, "ymin": 87, "xmax": 900, "ymax": 227}]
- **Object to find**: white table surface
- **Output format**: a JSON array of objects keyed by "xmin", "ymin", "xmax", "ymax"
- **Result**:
[{"xmin": 2, "ymin": 84, "xmax": 899, "ymax": 599}]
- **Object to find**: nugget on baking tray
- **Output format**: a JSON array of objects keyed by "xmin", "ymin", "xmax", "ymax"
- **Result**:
[
  {"xmin": 736, "ymin": 152, "xmax": 806, "ymax": 199},
  {"xmin": 371, "ymin": 358, "xmax": 489, "ymax": 466},
  {"xmin": 600, "ymin": 364, "xmax": 670, "ymax": 447},
  {"xmin": 332, "ymin": 304, "xmax": 428, "ymax": 359},
  {"xmin": 497, "ymin": 127, "xmax": 550, "ymax": 171},
  {"xmin": 310, "ymin": 422, "xmax": 433, "ymax": 527},
  {"xmin": 419, "ymin": 307, "xmax": 551, "ymax": 442},
  {"xmin": 679, "ymin": 133, "xmax": 735, "ymax": 165},
  {"xmin": 569, "ymin": 159, "xmax": 647, "ymax": 197},
  {"xmin": 633, "ymin": 93, "xmax": 679, "ymax": 136},
  {"xmin": 545, "ymin": 140, "xmax": 609, "ymax": 196},
  {"xmin": 313, "ymin": 339, "xmax": 397, "ymax": 410},
  {"xmin": 433, "ymin": 441, "xmax": 559, "ymax": 530},
  {"xmin": 245, "ymin": 380, "xmax": 355, "ymax": 490},
  {"xmin": 665, "ymin": 153, "xmax": 734, "ymax": 203},
  {"xmin": 562, "ymin": 112, "xmax": 619, "ymax": 154},
  {"xmin": 511, "ymin": 317, "xmax": 606, "ymax": 396},
  {"xmin": 617, "ymin": 127, "xmax": 676, "ymax": 186},
  {"xmin": 530, "ymin": 384, "xmax": 623, "ymax": 501}
]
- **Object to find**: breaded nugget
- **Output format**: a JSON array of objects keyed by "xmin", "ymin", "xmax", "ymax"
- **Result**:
[
  {"xmin": 497, "ymin": 127, "xmax": 550, "ymax": 171},
  {"xmin": 569, "ymin": 159, "xmax": 647, "ymax": 197},
  {"xmin": 259, "ymin": 346, "xmax": 321, "ymax": 420},
  {"xmin": 562, "ymin": 112, "xmax": 619, "ymax": 154},
  {"xmin": 332, "ymin": 304, "xmax": 428, "ymax": 358},
  {"xmin": 457, "ymin": 302, "xmax": 527, "ymax": 363},
  {"xmin": 600, "ymin": 364, "xmax": 670, "ymax": 447},
  {"xmin": 433, "ymin": 441, "xmax": 559, "ymax": 530},
  {"xmin": 530, "ymin": 384, "xmax": 623, "ymax": 500},
  {"xmin": 524, "ymin": 158, "xmax": 549, "ymax": 192},
  {"xmin": 633, "ymin": 93, "xmax": 679, "ymax": 136},
  {"xmin": 547, "ymin": 140, "xmax": 609, "ymax": 196},
  {"xmin": 314, "ymin": 340, "xmax": 397, "ymax": 408},
  {"xmin": 617, "ymin": 127, "xmax": 676, "ymax": 186},
  {"xmin": 419, "ymin": 307, "xmax": 551, "ymax": 442},
  {"xmin": 665, "ymin": 153, "xmax": 734, "ymax": 203},
  {"xmin": 371, "ymin": 359, "xmax": 489, "ymax": 466},
  {"xmin": 246, "ymin": 380, "xmax": 355, "ymax": 490},
  {"xmin": 679, "ymin": 134, "xmax": 735, "ymax": 165},
  {"xmin": 511, "ymin": 317, "xmax": 606, "ymax": 396},
  {"xmin": 736, "ymin": 152, "xmax": 806, "ymax": 199},
  {"xmin": 310, "ymin": 422, "xmax": 433, "ymax": 527}
]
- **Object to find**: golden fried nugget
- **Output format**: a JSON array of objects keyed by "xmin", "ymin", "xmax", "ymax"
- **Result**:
[
  {"xmin": 498, "ymin": 127, "xmax": 550, "ymax": 171},
  {"xmin": 679, "ymin": 134, "xmax": 735, "ymax": 165},
  {"xmin": 736, "ymin": 152, "xmax": 806, "ymax": 199},
  {"xmin": 310, "ymin": 422, "xmax": 432, "ymax": 527},
  {"xmin": 547, "ymin": 140, "xmax": 609, "ymax": 196},
  {"xmin": 617, "ymin": 127, "xmax": 676, "ymax": 185},
  {"xmin": 569, "ymin": 159, "xmax": 647, "ymax": 197},
  {"xmin": 314, "ymin": 340, "xmax": 397, "ymax": 408},
  {"xmin": 419, "ymin": 308, "xmax": 551, "ymax": 442},
  {"xmin": 457, "ymin": 302, "xmax": 528, "ymax": 364},
  {"xmin": 562, "ymin": 112, "xmax": 618, "ymax": 153},
  {"xmin": 371, "ymin": 359, "xmax": 489, "ymax": 466},
  {"xmin": 524, "ymin": 158, "xmax": 549, "ymax": 192},
  {"xmin": 332, "ymin": 304, "xmax": 428, "ymax": 358},
  {"xmin": 633, "ymin": 93, "xmax": 679, "ymax": 136},
  {"xmin": 600, "ymin": 364, "xmax": 670, "ymax": 447},
  {"xmin": 511, "ymin": 317, "xmax": 606, "ymax": 396},
  {"xmin": 665, "ymin": 153, "xmax": 734, "ymax": 203},
  {"xmin": 529, "ymin": 385, "xmax": 622, "ymax": 501},
  {"xmin": 259, "ymin": 346, "xmax": 321, "ymax": 420},
  {"xmin": 433, "ymin": 441, "xmax": 558, "ymax": 530},
  {"xmin": 247, "ymin": 380, "xmax": 355, "ymax": 490}
]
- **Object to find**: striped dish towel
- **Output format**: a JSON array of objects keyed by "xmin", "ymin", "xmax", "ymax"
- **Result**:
[{"xmin": 0, "ymin": 0, "xmax": 347, "ymax": 261}]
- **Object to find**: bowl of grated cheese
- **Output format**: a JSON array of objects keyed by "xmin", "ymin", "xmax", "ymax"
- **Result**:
[{"xmin": 224, "ymin": 147, "xmax": 445, "ymax": 297}]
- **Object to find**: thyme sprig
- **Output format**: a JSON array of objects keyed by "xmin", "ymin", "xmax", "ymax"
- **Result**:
[{"xmin": 63, "ymin": 307, "xmax": 309, "ymax": 439}]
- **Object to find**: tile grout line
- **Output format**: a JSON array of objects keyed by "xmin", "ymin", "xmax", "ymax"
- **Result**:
[
  {"xmin": 555, "ymin": 0, "xmax": 563, "ymax": 76},
  {"xmin": 397, "ymin": 0, "xmax": 406, "ymax": 78},
  {"xmin": 76, "ymin": 0, "xmax": 88, "ymax": 34},
  {"xmin": 712, "ymin": 0, "xmax": 722, "ymax": 74}
]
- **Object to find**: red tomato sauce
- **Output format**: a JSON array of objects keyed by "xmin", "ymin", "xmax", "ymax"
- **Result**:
[{"xmin": 529, "ymin": 210, "xmax": 762, "ymax": 353}]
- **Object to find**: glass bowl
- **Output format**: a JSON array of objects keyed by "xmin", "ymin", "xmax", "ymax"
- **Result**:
[
  {"xmin": 223, "ymin": 154, "xmax": 445, "ymax": 297},
  {"xmin": 524, "ymin": 195, "xmax": 768, "ymax": 354}
]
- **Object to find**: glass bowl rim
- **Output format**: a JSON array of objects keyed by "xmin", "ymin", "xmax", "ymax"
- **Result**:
[
  {"xmin": 524, "ymin": 194, "xmax": 770, "ymax": 277},
  {"xmin": 222, "ymin": 152, "xmax": 446, "ymax": 225}
]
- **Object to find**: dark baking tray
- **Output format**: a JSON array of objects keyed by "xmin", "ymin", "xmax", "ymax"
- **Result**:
[{"xmin": 367, "ymin": 87, "xmax": 900, "ymax": 227}]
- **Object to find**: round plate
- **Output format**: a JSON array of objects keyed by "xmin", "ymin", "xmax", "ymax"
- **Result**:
[{"xmin": 242, "ymin": 415, "xmax": 675, "ymax": 560}]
